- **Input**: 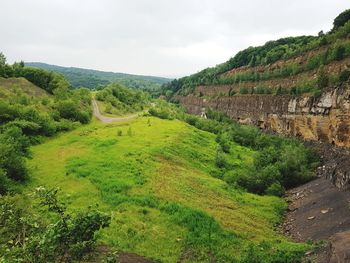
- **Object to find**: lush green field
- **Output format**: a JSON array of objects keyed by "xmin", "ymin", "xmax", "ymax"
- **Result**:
[{"xmin": 25, "ymin": 116, "xmax": 307, "ymax": 262}]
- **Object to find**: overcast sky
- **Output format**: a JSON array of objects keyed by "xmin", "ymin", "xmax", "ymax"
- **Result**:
[{"xmin": 1, "ymin": 0, "xmax": 349, "ymax": 77}]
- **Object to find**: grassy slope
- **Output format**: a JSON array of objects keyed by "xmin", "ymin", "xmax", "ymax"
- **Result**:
[
  {"xmin": 0, "ymin": 77, "xmax": 49, "ymax": 98},
  {"xmin": 25, "ymin": 116, "xmax": 306, "ymax": 262}
]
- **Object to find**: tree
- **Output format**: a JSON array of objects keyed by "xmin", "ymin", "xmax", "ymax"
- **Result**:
[
  {"xmin": 0, "ymin": 52, "xmax": 7, "ymax": 77},
  {"xmin": 334, "ymin": 45, "xmax": 346, "ymax": 61},
  {"xmin": 317, "ymin": 66, "xmax": 329, "ymax": 89},
  {"xmin": 0, "ymin": 52, "xmax": 6, "ymax": 66},
  {"xmin": 0, "ymin": 127, "xmax": 30, "ymax": 191},
  {"xmin": 332, "ymin": 9, "xmax": 350, "ymax": 31},
  {"xmin": 339, "ymin": 68, "xmax": 350, "ymax": 82}
]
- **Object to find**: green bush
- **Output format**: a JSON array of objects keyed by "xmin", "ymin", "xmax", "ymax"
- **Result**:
[
  {"xmin": 239, "ymin": 86, "xmax": 249, "ymax": 94},
  {"xmin": 149, "ymin": 107, "xmax": 175, "ymax": 120},
  {"xmin": 265, "ymin": 182, "xmax": 285, "ymax": 197},
  {"xmin": 215, "ymin": 149, "xmax": 229, "ymax": 169},
  {"xmin": 0, "ymin": 188, "xmax": 111, "ymax": 262},
  {"xmin": 317, "ymin": 67, "xmax": 329, "ymax": 89},
  {"xmin": 182, "ymin": 109, "xmax": 318, "ymax": 195},
  {"xmin": 56, "ymin": 100, "xmax": 91, "ymax": 124},
  {"xmin": 96, "ymin": 83, "xmax": 149, "ymax": 114},
  {"xmin": 0, "ymin": 127, "xmax": 30, "ymax": 185},
  {"xmin": 339, "ymin": 68, "xmax": 350, "ymax": 82}
]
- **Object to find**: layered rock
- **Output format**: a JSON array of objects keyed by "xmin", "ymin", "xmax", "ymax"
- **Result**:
[
  {"xmin": 178, "ymin": 85, "xmax": 350, "ymax": 148},
  {"xmin": 178, "ymin": 85, "xmax": 350, "ymax": 189}
]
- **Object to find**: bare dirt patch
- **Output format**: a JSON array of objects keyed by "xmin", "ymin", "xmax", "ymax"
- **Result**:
[{"xmin": 283, "ymin": 177, "xmax": 350, "ymax": 262}]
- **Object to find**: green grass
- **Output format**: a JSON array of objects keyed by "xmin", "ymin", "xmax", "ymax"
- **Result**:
[
  {"xmin": 0, "ymin": 77, "xmax": 49, "ymax": 98},
  {"xmin": 25, "ymin": 116, "xmax": 308, "ymax": 262}
]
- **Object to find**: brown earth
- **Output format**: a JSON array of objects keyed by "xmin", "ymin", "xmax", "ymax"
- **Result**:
[
  {"xmin": 283, "ymin": 177, "xmax": 350, "ymax": 242},
  {"xmin": 196, "ymin": 57, "xmax": 350, "ymax": 98},
  {"xmin": 283, "ymin": 176, "xmax": 350, "ymax": 263},
  {"xmin": 118, "ymin": 253, "xmax": 154, "ymax": 263},
  {"xmin": 283, "ymin": 142, "xmax": 350, "ymax": 262}
]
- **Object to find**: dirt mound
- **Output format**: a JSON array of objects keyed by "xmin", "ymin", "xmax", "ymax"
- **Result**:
[
  {"xmin": 283, "ymin": 177, "xmax": 350, "ymax": 262},
  {"xmin": 329, "ymin": 231, "xmax": 350, "ymax": 263},
  {"xmin": 284, "ymin": 177, "xmax": 350, "ymax": 241},
  {"xmin": 308, "ymin": 141, "xmax": 350, "ymax": 190},
  {"xmin": 118, "ymin": 252, "xmax": 154, "ymax": 263}
]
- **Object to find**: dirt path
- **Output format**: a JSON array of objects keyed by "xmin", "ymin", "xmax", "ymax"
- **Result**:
[{"xmin": 92, "ymin": 98, "xmax": 140, "ymax": 124}]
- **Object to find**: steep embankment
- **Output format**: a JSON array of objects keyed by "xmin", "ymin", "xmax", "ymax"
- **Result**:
[
  {"xmin": 0, "ymin": 77, "xmax": 50, "ymax": 98},
  {"xmin": 167, "ymin": 14, "xmax": 350, "ymax": 150},
  {"xmin": 175, "ymin": 43, "xmax": 350, "ymax": 148},
  {"xmin": 165, "ymin": 13, "xmax": 350, "ymax": 261},
  {"xmin": 178, "ymin": 85, "xmax": 350, "ymax": 148}
]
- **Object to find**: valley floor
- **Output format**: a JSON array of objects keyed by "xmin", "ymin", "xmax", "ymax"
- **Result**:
[{"xmin": 25, "ymin": 114, "xmax": 306, "ymax": 262}]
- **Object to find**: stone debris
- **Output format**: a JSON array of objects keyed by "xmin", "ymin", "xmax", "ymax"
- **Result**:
[{"xmin": 328, "ymin": 230, "xmax": 350, "ymax": 263}]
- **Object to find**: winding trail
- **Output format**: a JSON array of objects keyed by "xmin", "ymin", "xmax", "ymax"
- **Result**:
[{"xmin": 92, "ymin": 98, "xmax": 140, "ymax": 124}]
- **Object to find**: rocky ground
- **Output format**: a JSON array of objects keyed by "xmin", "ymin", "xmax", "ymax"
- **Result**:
[{"xmin": 283, "ymin": 142, "xmax": 350, "ymax": 263}]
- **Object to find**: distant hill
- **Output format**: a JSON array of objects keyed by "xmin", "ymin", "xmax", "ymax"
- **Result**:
[{"xmin": 25, "ymin": 62, "xmax": 171, "ymax": 90}]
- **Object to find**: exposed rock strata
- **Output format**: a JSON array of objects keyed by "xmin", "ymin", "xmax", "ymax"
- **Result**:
[
  {"xmin": 177, "ymin": 85, "xmax": 350, "ymax": 148},
  {"xmin": 178, "ymin": 85, "xmax": 350, "ymax": 189}
]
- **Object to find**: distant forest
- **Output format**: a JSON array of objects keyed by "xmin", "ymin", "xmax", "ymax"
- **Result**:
[{"xmin": 25, "ymin": 62, "xmax": 171, "ymax": 90}]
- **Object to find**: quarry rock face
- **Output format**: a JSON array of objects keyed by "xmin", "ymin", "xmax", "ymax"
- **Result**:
[
  {"xmin": 178, "ymin": 85, "xmax": 350, "ymax": 148},
  {"xmin": 177, "ymin": 84, "xmax": 350, "ymax": 189}
]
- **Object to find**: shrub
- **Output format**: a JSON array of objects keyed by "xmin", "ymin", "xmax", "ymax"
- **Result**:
[
  {"xmin": 333, "ymin": 44, "xmax": 346, "ymax": 61},
  {"xmin": 265, "ymin": 182, "xmax": 285, "ymax": 197},
  {"xmin": 0, "ymin": 169, "xmax": 12, "ymax": 195},
  {"xmin": 215, "ymin": 149, "xmax": 229, "ymax": 169},
  {"xmin": 339, "ymin": 68, "xmax": 350, "ymax": 82},
  {"xmin": 149, "ymin": 107, "xmax": 174, "ymax": 120},
  {"xmin": 0, "ymin": 188, "xmax": 111, "ymax": 262},
  {"xmin": 216, "ymin": 133, "xmax": 231, "ymax": 153},
  {"xmin": 0, "ymin": 127, "xmax": 30, "ymax": 184},
  {"xmin": 56, "ymin": 100, "xmax": 91, "ymax": 124},
  {"xmin": 317, "ymin": 67, "xmax": 329, "ymax": 89},
  {"xmin": 239, "ymin": 87, "xmax": 249, "ymax": 94}
]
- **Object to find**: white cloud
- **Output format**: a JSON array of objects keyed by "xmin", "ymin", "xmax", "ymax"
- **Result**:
[{"xmin": 0, "ymin": 0, "xmax": 349, "ymax": 77}]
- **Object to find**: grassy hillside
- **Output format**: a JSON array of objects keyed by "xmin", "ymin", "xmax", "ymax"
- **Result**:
[
  {"xmin": 0, "ymin": 77, "xmax": 49, "ymax": 99},
  {"xmin": 0, "ymin": 66, "xmax": 93, "ymax": 195},
  {"xmin": 26, "ymin": 62, "xmax": 171, "ymax": 90},
  {"xmin": 24, "ymin": 116, "xmax": 308, "ymax": 262}
]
